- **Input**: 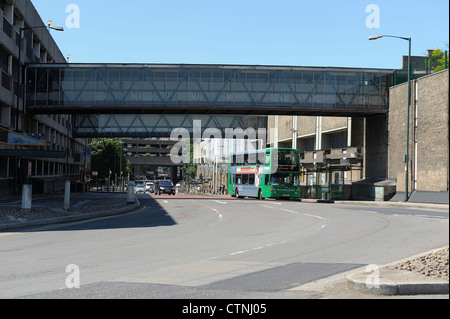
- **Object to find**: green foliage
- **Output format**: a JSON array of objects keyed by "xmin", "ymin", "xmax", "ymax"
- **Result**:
[
  {"xmin": 91, "ymin": 138, "xmax": 130, "ymax": 180},
  {"xmin": 431, "ymin": 44, "xmax": 449, "ymax": 72},
  {"xmin": 182, "ymin": 139, "xmax": 197, "ymax": 180}
]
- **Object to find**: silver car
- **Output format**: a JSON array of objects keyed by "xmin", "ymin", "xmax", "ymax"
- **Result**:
[{"xmin": 135, "ymin": 184, "xmax": 145, "ymax": 193}]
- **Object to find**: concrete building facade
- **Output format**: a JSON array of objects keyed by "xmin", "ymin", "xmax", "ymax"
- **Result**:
[
  {"xmin": 389, "ymin": 69, "xmax": 449, "ymax": 197},
  {"xmin": 0, "ymin": 0, "xmax": 87, "ymax": 196},
  {"xmin": 268, "ymin": 68, "xmax": 449, "ymax": 202},
  {"xmin": 267, "ymin": 115, "xmax": 368, "ymax": 199},
  {"xmin": 194, "ymin": 138, "xmax": 261, "ymax": 193}
]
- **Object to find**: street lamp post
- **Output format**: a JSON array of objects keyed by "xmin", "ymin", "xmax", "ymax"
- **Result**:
[{"xmin": 370, "ymin": 34, "xmax": 412, "ymax": 202}]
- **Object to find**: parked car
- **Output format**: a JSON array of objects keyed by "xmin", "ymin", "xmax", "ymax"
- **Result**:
[
  {"xmin": 135, "ymin": 184, "xmax": 145, "ymax": 193},
  {"xmin": 154, "ymin": 180, "xmax": 175, "ymax": 195},
  {"xmin": 145, "ymin": 182, "xmax": 154, "ymax": 192}
]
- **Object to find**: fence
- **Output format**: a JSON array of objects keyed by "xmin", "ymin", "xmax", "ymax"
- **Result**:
[{"xmin": 394, "ymin": 50, "xmax": 448, "ymax": 85}]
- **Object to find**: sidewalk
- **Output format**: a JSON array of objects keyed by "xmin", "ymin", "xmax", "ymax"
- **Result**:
[
  {"xmin": 0, "ymin": 192, "xmax": 140, "ymax": 231},
  {"xmin": 301, "ymin": 198, "xmax": 449, "ymax": 212},
  {"xmin": 346, "ymin": 247, "xmax": 449, "ymax": 296}
]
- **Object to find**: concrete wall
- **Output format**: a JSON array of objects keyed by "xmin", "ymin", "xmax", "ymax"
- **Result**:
[
  {"xmin": 389, "ymin": 69, "xmax": 449, "ymax": 192},
  {"xmin": 297, "ymin": 116, "xmax": 316, "ymax": 137},
  {"xmin": 365, "ymin": 115, "xmax": 389, "ymax": 179}
]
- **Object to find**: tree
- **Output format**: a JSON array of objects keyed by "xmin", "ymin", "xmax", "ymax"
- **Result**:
[
  {"xmin": 431, "ymin": 44, "xmax": 449, "ymax": 73},
  {"xmin": 91, "ymin": 138, "xmax": 129, "ymax": 181},
  {"xmin": 182, "ymin": 139, "xmax": 197, "ymax": 180}
]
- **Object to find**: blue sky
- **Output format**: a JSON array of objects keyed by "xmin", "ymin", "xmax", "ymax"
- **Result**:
[{"xmin": 31, "ymin": 0, "xmax": 449, "ymax": 69}]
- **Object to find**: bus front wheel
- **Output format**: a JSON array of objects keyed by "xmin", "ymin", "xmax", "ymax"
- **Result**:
[{"xmin": 235, "ymin": 188, "xmax": 240, "ymax": 199}]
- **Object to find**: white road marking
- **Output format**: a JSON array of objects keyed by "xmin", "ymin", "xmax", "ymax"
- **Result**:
[
  {"xmin": 359, "ymin": 210, "xmax": 378, "ymax": 214},
  {"xmin": 280, "ymin": 208, "xmax": 300, "ymax": 214},
  {"xmin": 192, "ymin": 201, "xmax": 224, "ymax": 222},
  {"xmin": 263, "ymin": 201, "xmax": 282, "ymax": 206},
  {"xmin": 212, "ymin": 200, "xmax": 227, "ymax": 204},
  {"xmin": 230, "ymin": 250, "xmax": 248, "ymax": 256},
  {"xmin": 277, "ymin": 209, "xmax": 327, "ymax": 221},
  {"xmin": 228, "ymin": 241, "xmax": 288, "ymax": 258},
  {"xmin": 304, "ymin": 213, "xmax": 327, "ymax": 220}
]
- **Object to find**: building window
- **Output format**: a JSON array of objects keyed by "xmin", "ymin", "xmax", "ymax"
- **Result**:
[{"xmin": 0, "ymin": 47, "xmax": 11, "ymax": 91}]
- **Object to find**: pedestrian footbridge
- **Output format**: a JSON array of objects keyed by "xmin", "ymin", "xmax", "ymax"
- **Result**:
[
  {"xmin": 26, "ymin": 63, "xmax": 393, "ymax": 116},
  {"xmin": 25, "ymin": 63, "xmax": 393, "ymax": 137}
]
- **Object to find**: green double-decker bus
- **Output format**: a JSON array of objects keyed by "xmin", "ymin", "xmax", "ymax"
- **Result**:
[{"xmin": 228, "ymin": 148, "xmax": 301, "ymax": 200}]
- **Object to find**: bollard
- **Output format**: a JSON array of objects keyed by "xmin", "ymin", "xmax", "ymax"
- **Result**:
[
  {"xmin": 22, "ymin": 184, "xmax": 32, "ymax": 211},
  {"xmin": 64, "ymin": 180, "xmax": 71, "ymax": 210},
  {"xmin": 127, "ymin": 181, "xmax": 135, "ymax": 203}
]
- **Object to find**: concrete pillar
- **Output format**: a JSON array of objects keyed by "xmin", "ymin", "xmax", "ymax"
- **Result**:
[
  {"xmin": 22, "ymin": 184, "xmax": 32, "ymax": 211},
  {"xmin": 292, "ymin": 116, "xmax": 298, "ymax": 149},
  {"xmin": 64, "ymin": 180, "xmax": 71, "ymax": 210},
  {"xmin": 347, "ymin": 117, "xmax": 352, "ymax": 147},
  {"xmin": 315, "ymin": 116, "xmax": 322, "ymax": 151},
  {"xmin": 273, "ymin": 116, "xmax": 279, "ymax": 148},
  {"xmin": 127, "ymin": 181, "xmax": 135, "ymax": 203}
]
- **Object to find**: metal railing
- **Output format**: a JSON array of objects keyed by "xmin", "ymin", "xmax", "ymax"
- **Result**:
[{"xmin": 394, "ymin": 50, "xmax": 448, "ymax": 85}]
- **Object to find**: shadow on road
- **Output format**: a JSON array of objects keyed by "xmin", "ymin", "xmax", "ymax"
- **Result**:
[{"xmin": 12, "ymin": 194, "xmax": 177, "ymax": 232}]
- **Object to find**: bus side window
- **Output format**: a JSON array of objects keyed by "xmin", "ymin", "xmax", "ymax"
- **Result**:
[
  {"xmin": 242, "ymin": 174, "xmax": 248, "ymax": 185},
  {"xmin": 249, "ymin": 174, "xmax": 255, "ymax": 185},
  {"xmin": 265, "ymin": 175, "xmax": 270, "ymax": 185},
  {"xmin": 237, "ymin": 175, "xmax": 242, "ymax": 185}
]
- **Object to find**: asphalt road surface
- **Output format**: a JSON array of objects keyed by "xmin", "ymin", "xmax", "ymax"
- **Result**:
[{"xmin": 0, "ymin": 193, "xmax": 448, "ymax": 299}]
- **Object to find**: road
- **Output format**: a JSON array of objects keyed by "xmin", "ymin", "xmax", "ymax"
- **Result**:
[{"xmin": 0, "ymin": 193, "xmax": 448, "ymax": 299}]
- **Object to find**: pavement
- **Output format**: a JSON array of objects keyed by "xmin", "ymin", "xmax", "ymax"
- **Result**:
[
  {"xmin": 0, "ymin": 192, "xmax": 140, "ymax": 231},
  {"xmin": 0, "ymin": 191, "xmax": 448, "ymax": 297},
  {"xmin": 345, "ymin": 247, "xmax": 449, "ymax": 296}
]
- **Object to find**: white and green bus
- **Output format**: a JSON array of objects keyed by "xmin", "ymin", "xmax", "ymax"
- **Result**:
[{"xmin": 228, "ymin": 148, "xmax": 301, "ymax": 200}]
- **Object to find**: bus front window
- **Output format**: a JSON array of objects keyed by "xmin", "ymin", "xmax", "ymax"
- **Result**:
[{"xmin": 269, "ymin": 173, "xmax": 297, "ymax": 186}]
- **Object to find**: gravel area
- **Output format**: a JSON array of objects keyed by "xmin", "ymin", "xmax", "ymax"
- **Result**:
[
  {"xmin": 388, "ymin": 247, "xmax": 449, "ymax": 281},
  {"xmin": 0, "ymin": 204, "xmax": 129, "ymax": 225}
]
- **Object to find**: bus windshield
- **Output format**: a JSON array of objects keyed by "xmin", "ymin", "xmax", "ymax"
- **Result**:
[
  {"xmin": 273, "ymin": 150, "xmax": 299, "ymax": 172},
  {"xmin": 277, "ymin": 150, "xmax": 299, "ymax": 165},
  {"xmin": 269, "ymin": 173, "xmax": 299, "ymax": 186}
]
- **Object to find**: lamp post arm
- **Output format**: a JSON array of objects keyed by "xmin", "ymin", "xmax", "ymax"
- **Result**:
[{"xmin": 382, "ymin": 35, "xmax": 411, "ymax": 42}]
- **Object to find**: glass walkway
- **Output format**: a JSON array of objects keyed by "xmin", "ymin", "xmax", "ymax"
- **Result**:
[{"xmin": 26, "ymin": 64, "xmax": 393, "ymax": 117}]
